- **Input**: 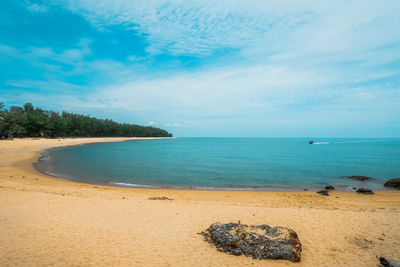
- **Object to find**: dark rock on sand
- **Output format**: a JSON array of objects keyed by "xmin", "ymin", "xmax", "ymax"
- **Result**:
[
  {"xmin": 384, "ymin": 178, "xmax": 400, "ymax": 189},
  {"xmin": 325, "ymin": 185, "xmax": 335, "ymax": 190},
  {"xmin": 356, "ymin": 188, "xmax": 374, "ymax": 194},
  {"xmin": 201, "ymin": 222, "xmax": 302, "ymax": 262},
  {"xmin": 345, "ymin": 175, "xmax": 371, "ymax": 181},
  {"xmin": 379, "ymin": 256, "xmax": 400, "ymax": 267},
  {"xmin": 317, "ymin": 190, "xmax": 329, "ymax": 196},
  {"xmin": 148, "ymin": 196, "xmax": 174, "ymax": 200}
]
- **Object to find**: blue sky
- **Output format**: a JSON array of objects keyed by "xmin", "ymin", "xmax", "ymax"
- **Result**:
[{"xmin": 1, "ymin": 0, "xmax": 400, "ymax": 137}]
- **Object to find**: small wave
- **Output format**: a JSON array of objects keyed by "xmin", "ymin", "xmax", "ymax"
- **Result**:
[
  {"xmin": 40, "ymin": 151, "xmax": 51, "ymax": 161},
  {"xmin": 193, "ymin": 186, "xmax": 269, "ymax": 191},
  {"xmin": 109, "ymin": 183, "xmax": 300, "ymax": 191},
  {"xmin": 110, "ymin": 182, "xmax": 159, "ymax": 188}
]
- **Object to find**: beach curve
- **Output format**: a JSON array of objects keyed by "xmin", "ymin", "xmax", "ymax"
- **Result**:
[{"xmin": 0, "ymin": 138, "xmax": 400, "ymax": 266}]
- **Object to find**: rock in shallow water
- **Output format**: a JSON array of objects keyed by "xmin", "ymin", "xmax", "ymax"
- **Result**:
[
  {"xmin": 344, "ymin": 175, "xmax": 371, "ymax": 181},
  {"xmin": 384, "ymin": 178, "xmax": 400, "ymax": 189},
  {"xmin": 325, "ymin": 185, "xmax": 335, "ymax": 190},
  {"xmin": 200, "ymin": 222, "xmax": 302, "ymax": 262}
]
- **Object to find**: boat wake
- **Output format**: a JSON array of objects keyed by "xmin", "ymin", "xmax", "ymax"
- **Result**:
[
  {"xmin": 312, "ymin": 142, "xmax": 330, "ymax": 145},
  {"xmin": 311, "ymin": 140, "xmax": 385, "ymax": 145}
]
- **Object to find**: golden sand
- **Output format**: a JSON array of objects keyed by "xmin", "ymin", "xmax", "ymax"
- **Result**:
[{"xmin": 0, "ymin": 138, "xmax": 399, "ymax": 266}]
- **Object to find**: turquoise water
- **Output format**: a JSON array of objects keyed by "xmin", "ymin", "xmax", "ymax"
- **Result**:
[{"xmin": 36, "ymin": 138, "xmax": 400, "ymax": 190}]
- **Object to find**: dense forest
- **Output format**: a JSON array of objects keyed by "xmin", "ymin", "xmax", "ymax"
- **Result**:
[{"xmin": 0, "ymin": 103, "xmax": 172, "ymax": 138}]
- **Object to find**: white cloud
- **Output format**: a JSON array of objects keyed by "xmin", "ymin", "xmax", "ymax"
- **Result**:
[
  {"xmin": 126, "ymin": 55, "xmax": 137, "ymax": 62},
  {"xmin": 164, "ymin": 122, "xmax": 182, "ymax": 127},
  {"xmin": 56, "ymin": 38, "xmax": 92, "ymax": 63},
  {"xmin": 147, "ymin": 121, "xmax": 156, "ymax": 126},
  {"xmin": 76, "ymin": 59, "xmax": 399, "ymax": 134},
  {"xmin": 26, "ymin": 2, "xmax": 49, "ymax": 13},
  {"xmin": 91, "ymin": 64, "xmax": 325, "ymax": 114},
  {"xmin": 1, "ymin": 38, "xmax": 92, "ymax": 65},
  {"xmin": 6, "ymin": 79, "xmax": 87, "ymax": 93}
]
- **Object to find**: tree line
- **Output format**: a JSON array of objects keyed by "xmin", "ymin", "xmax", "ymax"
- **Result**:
[{"xmin": 0, "ymin": 103, "xmax": 172, "ymax": 138}]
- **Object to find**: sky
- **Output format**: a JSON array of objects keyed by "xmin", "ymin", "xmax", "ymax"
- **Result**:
[{"xmin": 1, "ymin": 0, "xmax": 400, "ymax": 137}]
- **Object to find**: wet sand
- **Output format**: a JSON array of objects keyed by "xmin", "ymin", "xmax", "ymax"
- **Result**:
[{"xmin": 0, "ymin": 138, "xmax": 399, "ymax": 266}]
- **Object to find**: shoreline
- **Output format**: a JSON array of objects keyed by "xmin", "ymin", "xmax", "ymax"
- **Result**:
[
  {"xmin": 33, "ymin": 138, "xmax": 392, "ymax": 192},
  {"xmin": 1, "ymin": 137, "xmax": 400, "ymax": 266},
  {"xmin": 3, "ymin": 137, "xmax": 173, "ymax": 187}
]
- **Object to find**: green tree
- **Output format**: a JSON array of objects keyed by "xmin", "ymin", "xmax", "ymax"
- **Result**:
[
  {"xmin": 23, "ymin": 102, "xmax": 34, "ymax": 112},
  {"xmin": 0, "ymin": 102, "xmax": 5, "ymax": 136},
  {"xmin": 0, "ymin": 103, "xmax": 173, "ymax": 138}
]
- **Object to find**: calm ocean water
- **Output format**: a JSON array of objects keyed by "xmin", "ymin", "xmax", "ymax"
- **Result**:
[{"xmin": 35, "ymin": 138, "xmax": 400, "ymax": 190}]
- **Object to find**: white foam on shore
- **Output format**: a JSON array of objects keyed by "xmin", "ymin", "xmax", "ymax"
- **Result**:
[
  {"xmin": 108, "ymin": 182, "xmax": 306, "ymax": 191},
  {"xmin": 40, "ymin": 151, "xmax": 52, "ymax": 161},
  {"xmin": 110, "ymin": 182, "xmax": 159, "ymax": 188},
  {"xmin": 193, "ymin": 186, "xmax": 269, "ymax": 191}
]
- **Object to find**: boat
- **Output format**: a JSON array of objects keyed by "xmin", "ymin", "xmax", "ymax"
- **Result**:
[{"xmin": 309, "ymin": 140, "xmax": 314, "ymax": 144}]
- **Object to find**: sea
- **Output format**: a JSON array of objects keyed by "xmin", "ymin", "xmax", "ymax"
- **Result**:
[{"xmin": 35, "ymin": 138, "xmax": 400, "ymax": 191}]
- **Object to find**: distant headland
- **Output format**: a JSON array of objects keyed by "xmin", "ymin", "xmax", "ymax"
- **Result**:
[{"xmin": 0, "ymin": 102, "xmax": 172, "ymax": 138}]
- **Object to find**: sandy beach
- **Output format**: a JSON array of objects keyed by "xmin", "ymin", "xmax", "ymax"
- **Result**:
[{"xmin": 0, "ymin": 138, "xmax": 399, "ymax": 266}]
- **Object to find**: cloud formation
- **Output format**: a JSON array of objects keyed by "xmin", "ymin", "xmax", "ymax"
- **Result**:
[
  {"xmin": 62, "ymin": 0, "xmax": 312, "ymax": 56},
  {"xmin": 61, "ymin": 0, "xmax": 400, "ymax": 59},
  {"xmin": 2, "ymin": 0, "xmax": 400, "ymax": 136}
]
